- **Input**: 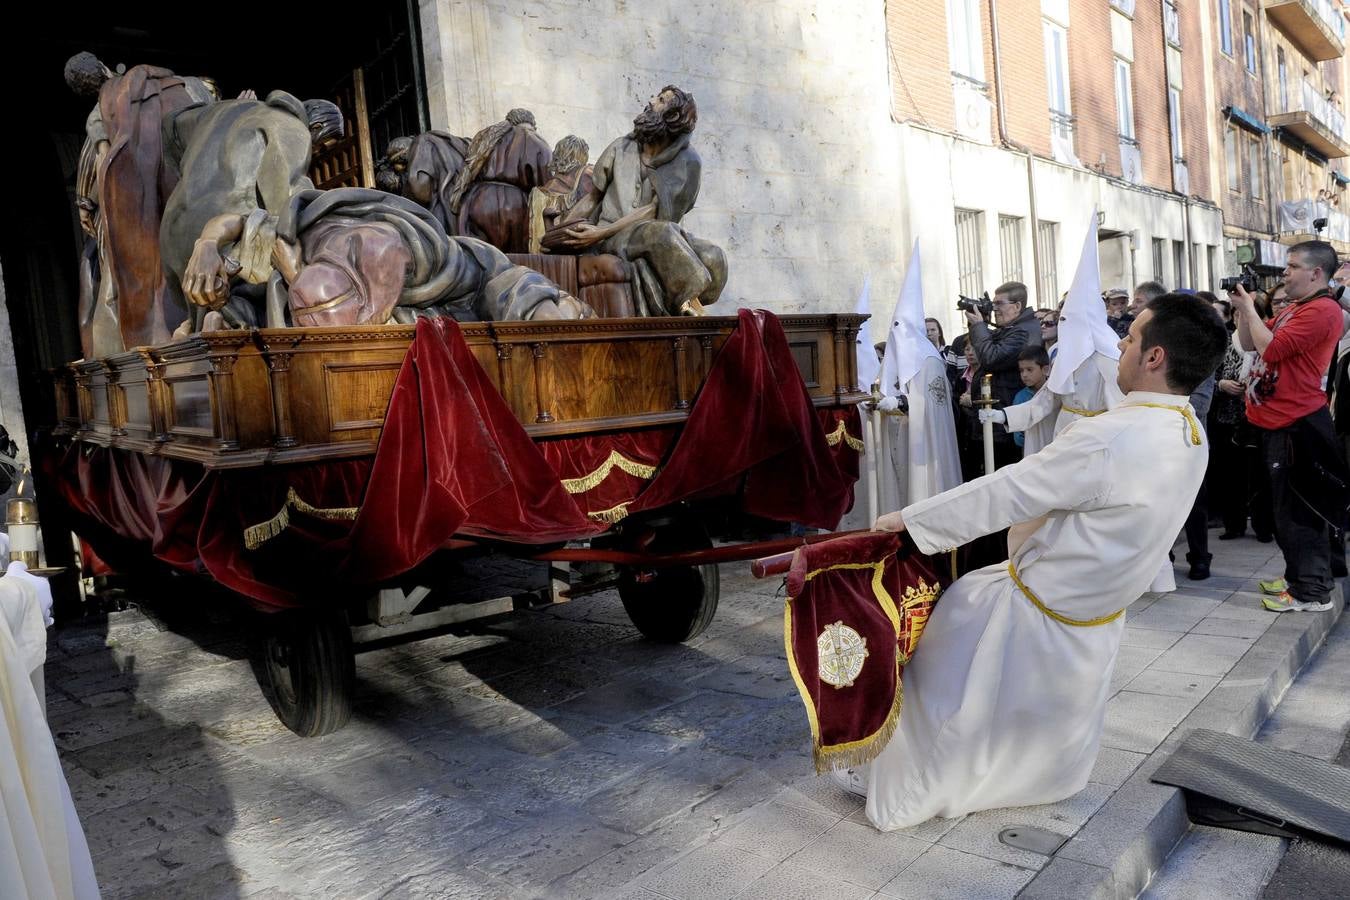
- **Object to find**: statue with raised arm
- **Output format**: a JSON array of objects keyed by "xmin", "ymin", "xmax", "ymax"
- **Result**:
[
  {"xmin": 65, "ymin": 51, "xmax": 215, "ymax": 356},
  {"xmin": 544, "ymin": 86, "xmax": 727, "ymax": 316},
  {"xmin": 159, "ymin": 90, "xmax": 344, "ymax": 331}
]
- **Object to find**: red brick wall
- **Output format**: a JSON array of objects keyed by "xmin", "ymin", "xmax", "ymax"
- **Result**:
[
  {"xmin": 1211, "ymin": 0, "xmax": 1272, "ymax": 232},
  {"xmin": 983, "ymin": 0, "xmax": 1053, "ymax": 156},
  {"xmin": 886, "ymin": 0, "xmax": 957, "ymax": 132},
  {"xmin": 1068, "ymin": 3, "xmax": 1119, "ymax": 177},
  {"xmin": 1180, "ymin": 0, "xmax": 1213, "ymax": 199}
]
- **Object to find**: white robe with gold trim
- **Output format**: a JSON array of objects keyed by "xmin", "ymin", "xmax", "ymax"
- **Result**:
[
  {"xmin": 864, "ymin": 392, "xmax": 1207, "ymax": 830},
  {"xmin": 884, "ymin": 355, "xmax": 964, "ymax": 510},
  {"xmin": 1001, "ymin": 353, "xmax": 1122, "ymax": 456}
]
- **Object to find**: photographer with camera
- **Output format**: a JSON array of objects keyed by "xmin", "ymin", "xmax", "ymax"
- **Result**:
[
  {"xmin": 1231, "ymin": 240, "xmax": 1349, "ymax": 613},
  {"xmin": 963, "ymin": 281, "xmax": 1042, "ymax": 469}
]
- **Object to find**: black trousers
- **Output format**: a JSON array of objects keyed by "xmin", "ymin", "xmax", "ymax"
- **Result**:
[
  {"xmin": 1260, "ymin": 410, "xmax": 1339, "ymax": 603},
  {"xmin": 1184, "ymin": 481, "xmax": 1210, "ymax": 564}
]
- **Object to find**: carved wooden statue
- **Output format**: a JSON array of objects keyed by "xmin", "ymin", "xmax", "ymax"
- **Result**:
[
  {"xmin": 66, "ymin": 51, "xmax": 215, "ymax": 357},
  {"xmin": 158, "ymin": 91, "xmax": 344, "ymax": 332},
  {"xmin": 447, "ymin": 109, "xmax": 552, "ymax": 253},
  {"xmin": 181, "ymin": 188, "xmax": 593, "ymax": 327},
  {"xmin": 378, "ymin": 131, "xmax": 470, "ymax": 232},
  {"xmin": 545, "ymin": 86, "xmax": 727, "ymax": 317},
  {"xmin": 528, "ymin": 135, "xmax": 594, "ymax": 253}
]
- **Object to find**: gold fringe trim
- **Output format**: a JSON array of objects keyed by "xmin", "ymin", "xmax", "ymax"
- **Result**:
[
  {"xmin": 824, "ymin": 420, "xmax": 866, "ymax": 452},
  {"xmin": 586, "ymin": 501, "xmax": 633, "ymax": 524},
  {"xmin": 561, "ymin": 450, "xmax": 658, "ymax": 494},
  {"xmin": 813, "ymin": 678, "xmax": 903, "ymax": 774},
  {"xmin": 784, "ymin": 561, "xmax": 908, "ymax": 775},
  {"xmin": 243, "ymin": 487, "xmax": 360, "ymax": 551}
]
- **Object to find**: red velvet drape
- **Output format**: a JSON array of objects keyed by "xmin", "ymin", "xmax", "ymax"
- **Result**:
[{"xmin": 40, "ymin": 310, "xmax": 859, "ymax": 610}]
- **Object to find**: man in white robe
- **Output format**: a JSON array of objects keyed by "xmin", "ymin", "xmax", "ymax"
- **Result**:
[
  {"xmin": 838, "ymin": 293, "xmax": 1227, "ymax": 830},
  {"xmin": 877, "ymin": 244, "xmax": 963, "ymax": 509}
]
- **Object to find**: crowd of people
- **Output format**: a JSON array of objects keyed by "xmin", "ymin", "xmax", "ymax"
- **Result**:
[{"xmin": 917, "ymin": 240, "xmax": 1350, "ymax": 612}]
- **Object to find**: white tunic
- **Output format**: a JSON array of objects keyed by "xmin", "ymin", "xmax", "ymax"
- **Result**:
[
  {"xmin": 0, "ymin": 577, "xmax": 99, "ymax": 900},
  {"xmin": 865, "ymin": 391, "xmax": 1207, "ymax": 830},
  {"xmin": 1002, "ymin": 353, "xmax": 1123, "ymax": 456},
  {"xmin": 884, "ymin": 355, "xmax": 964, "ymax": 510}
]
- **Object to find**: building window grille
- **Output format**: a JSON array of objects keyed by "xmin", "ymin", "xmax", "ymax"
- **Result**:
[
  {"xmin": 999, "ymin": 215, "xmax": 1024, "ymax": 284},
  {"xmin": 955, "ymin": 208, "xmax": 986, "ymax": 299},
  {"xmin": 1037, "ymin": 220, "xmax": 1059, "ymax": 305},
  {"xmin": 1208, "ymin": 245, "xmax": 1219, "ymax": 290},
  {"xmin": 1173, "ymin": 240, "xmax": 1187, "ymax": 289},
  {"xmin": 1152, "ymin": 238, "xmax": 1166, "ymax": 282}
]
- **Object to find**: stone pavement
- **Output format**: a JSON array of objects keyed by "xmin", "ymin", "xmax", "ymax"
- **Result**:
[{"xmin": 46, "ymin": 534, "xmax": 1317, "ymax": 899}]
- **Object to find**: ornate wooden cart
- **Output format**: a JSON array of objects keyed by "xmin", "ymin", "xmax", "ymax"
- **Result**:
[{"xmin": 48, "ymin": 313, "xmax": 868, "ymax": 735}]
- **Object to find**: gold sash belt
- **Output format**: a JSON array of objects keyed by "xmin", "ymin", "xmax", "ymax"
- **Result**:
[
  {"xmin": 1060, "ymin": 405, "xmax": 1105, "ymax": 417},
  {"xmin": 1007, "ymin": 562, "xmax": 1124, "ymax": 627}
]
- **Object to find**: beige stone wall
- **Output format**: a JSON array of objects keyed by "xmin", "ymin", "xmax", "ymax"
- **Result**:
[{"xmin": 418, "ymin": 0, "xmax": 907, "ymax": 321}]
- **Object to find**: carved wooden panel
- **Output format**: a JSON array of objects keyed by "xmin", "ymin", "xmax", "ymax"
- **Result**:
[{"xmin": 54, "ymin": 315, "xmax": 869, "ymax": 469}]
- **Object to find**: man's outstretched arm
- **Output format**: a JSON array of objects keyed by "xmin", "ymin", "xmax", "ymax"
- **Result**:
[{"xmin": 876, "ymin": 423, "xmax": 1111, "ymax": 554}]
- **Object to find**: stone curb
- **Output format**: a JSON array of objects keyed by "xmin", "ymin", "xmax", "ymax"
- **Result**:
[{"xmin": 1018, "ymin": 585, "xmax": 1346, "ymax": 900}]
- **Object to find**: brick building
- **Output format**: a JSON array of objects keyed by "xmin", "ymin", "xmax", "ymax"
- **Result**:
[{"xmin": 884, "ymin": 0, "xmax": 1346, "ymax": 335}]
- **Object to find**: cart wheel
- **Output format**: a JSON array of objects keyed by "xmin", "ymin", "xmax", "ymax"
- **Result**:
[
  {"xmin": 258, "ymin": 610, "xmax": 355, "ymax": 737},
  {"xmin": 618, "ymin": 525, "xmax": 720, "ymax": 642}
]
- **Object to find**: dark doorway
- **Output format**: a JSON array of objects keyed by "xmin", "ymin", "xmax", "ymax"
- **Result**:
[{"xmin": 1, "ymin": 0, "xmax": 429, "ymax": 435}]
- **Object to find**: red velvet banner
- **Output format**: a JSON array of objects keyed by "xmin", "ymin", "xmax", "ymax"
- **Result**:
[
  {"xmin": 784, "ymin": 531, "xmax": 943, "ymax": 772},
  {"xmin": 40, "ymin": 310, "xmax": 860, "ymax": 610}
]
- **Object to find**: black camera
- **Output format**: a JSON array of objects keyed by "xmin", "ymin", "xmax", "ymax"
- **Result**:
[
  {"xmin": 1220, "ymin": 264, "xmax": 1257, "ymax": 294},
  {"xmin": 956, "ymin": 292, "xmax": 994, "ymax": 317}
]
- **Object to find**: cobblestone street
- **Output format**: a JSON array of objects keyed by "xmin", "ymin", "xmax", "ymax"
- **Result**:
[{"xmin": 48, "ymin": 535, "xmax": 1333, "ymax": 899}]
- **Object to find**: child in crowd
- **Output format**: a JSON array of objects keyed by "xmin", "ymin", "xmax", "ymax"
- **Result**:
[{"xmin": 1012, "ymin": 345, "xmax": 1051, "ymax": 452}]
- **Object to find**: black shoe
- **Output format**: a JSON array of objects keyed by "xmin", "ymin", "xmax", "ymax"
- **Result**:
[
  {"xmin": 1256, "ymin": 533, "xmax": 1274, "ymax": 543},
  {"xmin": 1218, "ymin": 530, "xmax": 1245, "ymax": 540},
  {"xmin": 1188, "ymin": 561, "xmax": 1211, "ymax": 580}
]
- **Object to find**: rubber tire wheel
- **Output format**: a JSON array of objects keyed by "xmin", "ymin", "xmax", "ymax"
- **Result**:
[
  {"xmin": 259, "ymin": 610, "xmax": 355, "ymax": 737},
  {"xmin": 618, "ymin": 526, "xmax": 720, "ymax": 642}
]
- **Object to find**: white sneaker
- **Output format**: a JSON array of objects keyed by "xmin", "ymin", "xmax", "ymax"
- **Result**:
[{"xmin": 829, "ymin": 766, "xmax": 868, "ymax": 798}]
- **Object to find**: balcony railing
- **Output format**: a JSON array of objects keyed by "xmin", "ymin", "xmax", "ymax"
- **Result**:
[
  {"xmin": 1049, "ymin": 109, "xmax": 1080, "ymax": 166},
  {"xmin": 1278, "ymin": 198, "xmax": 1350, "ymax": 243},
  {"xmin": 1268, "ymin": 81, "xmax": 1350, "ymax": 158},
  {"xmin": 1263, "ymin": 0, "xmax": 1346, "ymax": 62}
]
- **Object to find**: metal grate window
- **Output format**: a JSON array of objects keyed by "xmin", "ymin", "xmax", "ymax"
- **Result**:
[
  {"xmin": 1208, "ymin": 245, "xmax": 1219, "ymax": 291},
  {"xmin": 1037, "ymin": 220, "xmax": 1058, "ymax": 305},
  {"xmin": 955, "ymin": 208, "xmax": 986, "ymax": 299},
  {"xmin": 1152, "ymin": 238, "xmax": 1166, "ymax": 283},
  {"xmin": 1173, "ymin": 240, "xmax": 1187, "ymax": 289},
  {"xmin": 999, "ymin": 216, "xmax": 1024, "ymax": 284}
]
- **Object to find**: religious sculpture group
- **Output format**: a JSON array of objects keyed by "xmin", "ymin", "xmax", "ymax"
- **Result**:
[{"xmin": 67, "ymin": 52, "xmax": 728, "ymax": 358}]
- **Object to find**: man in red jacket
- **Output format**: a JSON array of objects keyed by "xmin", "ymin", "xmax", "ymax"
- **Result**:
[{"xmin": 1232, "ymin": 240, "xmax": 1348, "ymax": 612}]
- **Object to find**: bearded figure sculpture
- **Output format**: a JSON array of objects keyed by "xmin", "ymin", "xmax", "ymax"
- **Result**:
[{"xmin": 544, "ymin": 86, "xmax": 727, "ymax": 317}]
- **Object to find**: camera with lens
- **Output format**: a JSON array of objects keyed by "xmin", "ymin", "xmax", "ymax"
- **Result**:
[
  {"xmin": 1220, "ymin": 264, "xmax": 1257, "ymax": 295},
  {"xmin": 956, "ymin": 292, "xmax": 994, "ymax": 317}
]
